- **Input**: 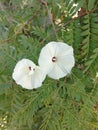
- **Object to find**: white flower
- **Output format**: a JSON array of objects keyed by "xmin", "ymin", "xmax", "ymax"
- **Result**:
[
  {"xmin": 38, "ymin": 41, "xmax": 75, "ymax": 79},
  {"xmin": 12, "ymin": 59, "xmax": 46, "ymax": 89}
]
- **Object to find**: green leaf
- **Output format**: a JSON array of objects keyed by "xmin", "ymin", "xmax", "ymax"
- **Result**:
[
  {"xmin": 81, "ymin": 29, "xmax": 89, "ymax": 36},
  {"xmin": 88, "ymin": 0, "xmax": 96, "ymax": 11}
]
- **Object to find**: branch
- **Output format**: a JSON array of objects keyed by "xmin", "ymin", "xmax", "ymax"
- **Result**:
[
  {"xmin": 0, "ymin": 4, "xmax": 41, "ymax": 44},
  {"xmin": 64, "ymin": 8, "xmax": 98, "ymax": 27},
  {"xmin": 40, "ymin": 0, "xmax": 59, "ymax": 41}
]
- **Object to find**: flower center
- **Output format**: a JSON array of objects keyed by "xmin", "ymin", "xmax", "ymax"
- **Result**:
[
  {"xmin": 28, "ymin": 66, "xmax": 35, "ymax": 75},
  {"xmin": 29, "ymin": 66, "xmax": 32, "ymax": 70},
  {"xmin": 52, "ymin": 56, "xmax": 57, "ymax": 62},
  {"xmin": 29, "ymin": 66, "xmax": 35, "ymax": 71}
]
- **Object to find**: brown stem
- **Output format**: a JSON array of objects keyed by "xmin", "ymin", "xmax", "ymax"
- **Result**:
[
  {"xmin": 40, "ymin": 0, "xmax": 59, "ymax": 41},
  {"xmin": 64, "ymin": 8, "xmax": 98, "ymax": 27},
  {"xmin": 0, "ymin": 4, "xmax": 41, "ymax": 44}
]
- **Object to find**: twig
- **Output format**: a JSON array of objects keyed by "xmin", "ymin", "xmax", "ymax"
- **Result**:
[
  {"xmin": 1, "ymin": 2, "xmax": 98, "ymax": 44},
  {"xmin": 40, "ymin": 0, "xmax": 59, "ymax": 41},
  {"xmin": 0, "ymin": 4, "xmax": 41, "ymax": 44},
  {"xmin": 64, "ymin": 8, "xmax": 98, "ymax": 27}
]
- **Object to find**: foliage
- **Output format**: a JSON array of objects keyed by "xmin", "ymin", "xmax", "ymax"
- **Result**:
[{"xmin": 0, "ymin": 0, "xmax": 98, "ymax": 130}]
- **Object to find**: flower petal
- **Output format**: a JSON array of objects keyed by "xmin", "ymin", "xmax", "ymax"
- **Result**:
[
  {"xmin": 31, "ymin": 67, "xmax": 46, "ymax": 88},
  {"xmin": 38, "ymin": 44, "xmax": 54, "ymax": 73},
  {"xmin": 45, "ymin": 41, "xmax": 73, "ymax": 57},
  {"xmin": 48, "ymin": 63, "xmax": 66, "ymax": 79},
  {"xmin": 58, "ymin": 55, "xmax": 75, "ymax": 72},
  {"xmin": 16, "ymin": 75, "xmax": 33, "ymax": 89}
]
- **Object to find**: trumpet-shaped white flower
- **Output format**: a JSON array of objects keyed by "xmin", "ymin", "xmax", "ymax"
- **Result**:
[
  {"xmin": 38, "ymin": 41, "xmax": 75, "ymax": 79},
  {"xmin": 12, "ymin": 59, "xmax": 46, "ymax": 89}
]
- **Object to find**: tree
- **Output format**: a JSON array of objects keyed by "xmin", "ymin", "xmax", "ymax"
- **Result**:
[{"xmin": 0, "ymin": 0, "xmax": 98, "ymax": 129}]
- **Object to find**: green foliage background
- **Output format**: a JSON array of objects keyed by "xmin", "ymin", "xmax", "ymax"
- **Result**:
[{"xmin": 0, "ymin": 0, "xmax": 98, "ymax": 129}]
